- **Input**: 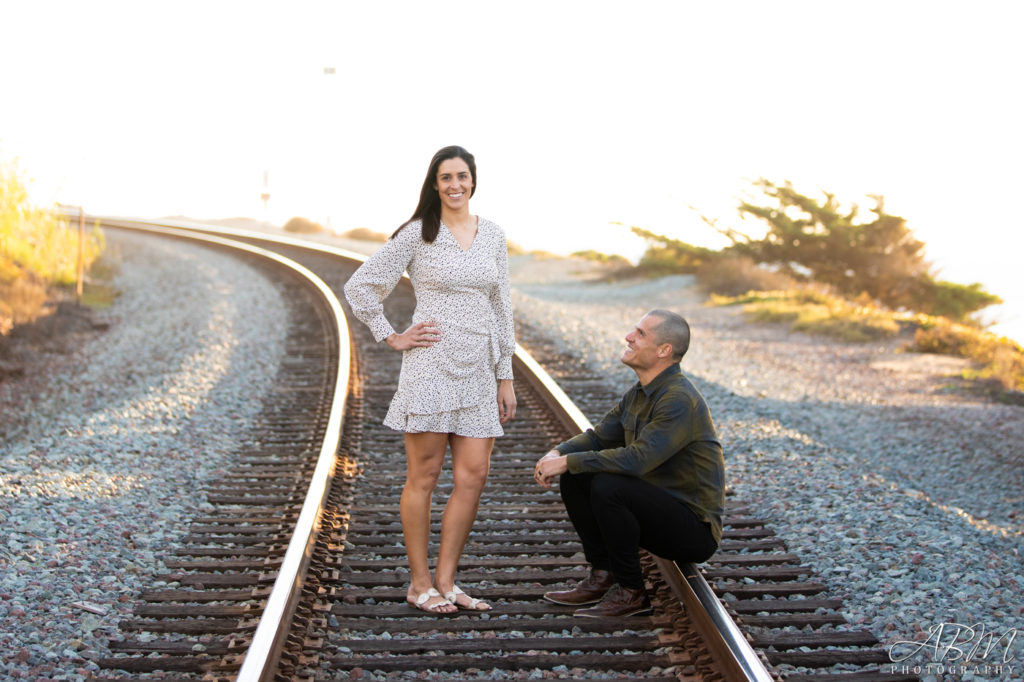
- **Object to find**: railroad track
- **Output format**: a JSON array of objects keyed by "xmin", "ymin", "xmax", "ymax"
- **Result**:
[{"xmin": 82, "ymin": 217, "xmax": 914, "ymax": 681}]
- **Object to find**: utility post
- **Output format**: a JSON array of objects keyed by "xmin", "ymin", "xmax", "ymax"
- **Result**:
[{"xmin": 261, "ymin": 171, "xmax": 270, "ymax": 224}]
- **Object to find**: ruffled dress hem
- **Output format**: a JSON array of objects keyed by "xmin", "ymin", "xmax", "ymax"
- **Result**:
[{"xmin": 383, "ymin": 402, "xmax": 504, "ymax": 438}]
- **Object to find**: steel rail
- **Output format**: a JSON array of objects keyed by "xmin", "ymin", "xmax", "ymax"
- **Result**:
[
  {"xmin": 84, "ymin": 213, "xmax": 772, "ymax": 681},
  {"xmin": 81, "ymin": 218, "xmax": 351, "ymax": 682}
]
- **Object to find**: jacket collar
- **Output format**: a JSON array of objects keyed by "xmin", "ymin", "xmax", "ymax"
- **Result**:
[{"xmin": 638, "ymin": 363, "xmax": 681, "ymax": 397}]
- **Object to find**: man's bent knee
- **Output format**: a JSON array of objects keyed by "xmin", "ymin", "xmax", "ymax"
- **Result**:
[{"xmin": 589, "ymin": 473, "xmax": 631, "ymax": 502}]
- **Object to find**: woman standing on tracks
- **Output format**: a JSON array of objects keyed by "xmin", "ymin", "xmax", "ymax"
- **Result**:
[{"xmin": 344, "ymin": 145, "xmax": 516, "ymax": 614}]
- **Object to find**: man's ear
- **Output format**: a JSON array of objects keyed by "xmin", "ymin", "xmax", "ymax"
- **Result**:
[{"xmin": 658, "ymin": 343, "xmax": 672, "ymax": 358}]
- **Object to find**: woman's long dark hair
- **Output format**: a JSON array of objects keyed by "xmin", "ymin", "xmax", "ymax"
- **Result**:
[{"xmin": 392, "ymin": 145, "xmax": 477, "ymax": 243}]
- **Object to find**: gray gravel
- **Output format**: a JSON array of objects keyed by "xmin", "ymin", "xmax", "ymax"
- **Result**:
[
  {"xmin": 2, "ymin": 233, "xmax": 1020, "ymax": 681},
  {"xmin": 0, "ymin": 232, "xmax": 289, "ymax": 680},
  {"xmin": 509, "ymin": 255, "xmax": 1024, "ymax": 682}
]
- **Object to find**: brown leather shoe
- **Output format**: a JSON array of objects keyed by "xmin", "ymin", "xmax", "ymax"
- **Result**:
[
  {"xmin": 543, "ymin": 568, "xmax": 614, "ymax": 606},
  {"xmin": 574, "ymin": 584, "xmax": 651, "ymax": 618}
]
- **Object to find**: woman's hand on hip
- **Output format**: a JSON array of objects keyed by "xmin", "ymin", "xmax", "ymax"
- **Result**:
[
  {"xmin": 385, "ymin": 321, "xmax": 440, "ymax": 351},
  {"xmin": 497, "ymin": 379, "xmax": 517, "ymax": 423}
]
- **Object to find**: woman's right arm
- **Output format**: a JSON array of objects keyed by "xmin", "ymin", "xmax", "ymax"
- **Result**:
[{"xmin": 343, "ymin": 230, "xmax": 417, "ymax": 342}]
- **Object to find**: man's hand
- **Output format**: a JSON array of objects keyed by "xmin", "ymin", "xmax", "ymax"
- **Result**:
[
  {"xmin": 385, "ymin": 321, "xmax": 440, "ymax": 351},
  {"xmin": 534, "ymin": 450, "xmax": 567, "ymax": 489}
]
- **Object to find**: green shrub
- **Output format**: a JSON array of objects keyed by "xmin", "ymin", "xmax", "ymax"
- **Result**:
[
  {"xmin": 911, "ymin": 278, "xmax": 1003, "ymax": 321},
  {"xmin": 729, "ymin": 179, "xmax": 1000, "ymax": 319}
]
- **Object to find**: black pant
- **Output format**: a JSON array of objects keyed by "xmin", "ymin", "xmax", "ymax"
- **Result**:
[{"xmin": 559, "ymin": 472, "xmax": 718, "ymax": 589}]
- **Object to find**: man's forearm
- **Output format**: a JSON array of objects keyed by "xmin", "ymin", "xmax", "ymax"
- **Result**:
[{"xmin": 554, "ymin": 429, "xmax": 605, "ymax": 456}]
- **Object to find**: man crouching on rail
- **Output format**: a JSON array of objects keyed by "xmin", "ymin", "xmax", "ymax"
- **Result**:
[{"xmin": 534, "ymin": 309, "xmax": 725, "ymax": 618}]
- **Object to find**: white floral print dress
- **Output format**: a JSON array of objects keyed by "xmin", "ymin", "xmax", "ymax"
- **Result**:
[{"xmin": 343, "ymin": 218, "xmax": 515, "ymax": 437}]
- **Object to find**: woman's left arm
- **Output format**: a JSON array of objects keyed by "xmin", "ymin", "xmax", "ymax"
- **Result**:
[
  {"xmin": 490, "ymin": 224, "xmax": 516, "ymax": 422},
  {"xmin": 489, "ymin": 225, "xmax": 516, "ymax": 381}
]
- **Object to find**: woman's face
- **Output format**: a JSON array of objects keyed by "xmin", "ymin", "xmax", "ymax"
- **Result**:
[{"xmin": 435, "ymin": 157, "xmax": 474, "ymax": 213}]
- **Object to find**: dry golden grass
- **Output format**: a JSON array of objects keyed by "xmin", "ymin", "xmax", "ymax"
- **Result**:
[
  {"xmin": 1, "ymin": 162, "xmax": 106, "ymax": 334},
  {"xmin": 913, "ymin": 319, "xmax": 1024, "ymax": 392},
  {"xmin": 283, "ymin": 216, "xmax": 324, "ymax": 234},
  {"xmin": 712, "ymin": 290, "xmax": 900, "ymax": 342},
  {"xmin": 0, "ymin": 273, "xmax": 49, "ymax": 335},
  {"xmin": 695, "ymin": 256, "xmax": 798, "ymax": 296},
  {"xmin": 340, "ymin": 227, "xmax": 389, "ymax": 242},
  {"xmin": 711, "ymin": 289, "xmax": 1024, "ymax": 396},
  {"xmin": 571, "ymin": 249, "xmax": 632, "ymax": 266}
]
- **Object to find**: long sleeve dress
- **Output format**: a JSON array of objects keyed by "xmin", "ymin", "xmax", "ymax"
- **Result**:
[{"xmin": 343, "ymin": 218, "xmax": 516, "ymax": 438}]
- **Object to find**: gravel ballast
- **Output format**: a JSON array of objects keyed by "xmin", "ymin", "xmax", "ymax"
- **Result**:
[
  {"xmin": 0, "ymin": 232, "xmax": 289, "ymax": 680},
  {"xmin": 2, "ymin": 233, "xmax": 1021, "ymax": 681}
]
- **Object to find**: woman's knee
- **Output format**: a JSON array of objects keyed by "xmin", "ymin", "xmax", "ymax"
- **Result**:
[
  {"xmin": 405, "ymin": 452, "xmax": 444, "ymax": 492},
  {"xmin": 405, "ymin": 471, "xmax": 441, "ymax": 496},
  {"xmin": 453, "ymin": 460, "xmax": 489, "ymax": 492},
  {"xmin": 449, "ymin": 436, "xmax": 491, "ymax": 492}
]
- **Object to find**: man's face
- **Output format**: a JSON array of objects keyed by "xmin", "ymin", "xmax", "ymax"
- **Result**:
[{"xmin": 621, "ymin": 314, "xmax": 666, "ymax": 370}]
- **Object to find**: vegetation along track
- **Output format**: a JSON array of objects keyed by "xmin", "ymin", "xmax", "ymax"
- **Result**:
[{"xmin": 88, "ymin": 218, "xmax": 914, "ymax": 681}]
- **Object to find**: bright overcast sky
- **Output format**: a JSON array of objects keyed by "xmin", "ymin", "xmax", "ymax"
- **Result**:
[{"xmin": 2, "ymin": 1, "xmax": 1022, "ymax": 339}]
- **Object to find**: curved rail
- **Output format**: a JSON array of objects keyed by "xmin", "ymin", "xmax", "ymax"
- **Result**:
[
  {"xmin": 80, "ymin": 213, "xmax": 772, "ymax": 681},
  {"xmin": 83, "ymin": 218, "xmax": 351, "ymax": 682}
]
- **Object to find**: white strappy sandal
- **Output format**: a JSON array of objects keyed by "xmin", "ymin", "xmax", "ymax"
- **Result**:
[
  {"xmin": 444, "ymin": 585, "xmax": 492, "ymax": 611},
  {"xmin": 407, "ymin": 587, "xmax": 454, "ymax": 613}
]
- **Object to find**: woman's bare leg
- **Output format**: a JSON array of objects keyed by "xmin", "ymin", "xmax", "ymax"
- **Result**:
[
  {"xmin": 435, "ymin": 434, "xmax": 493, "ymax": 607},
  {"xmin": 401, "ymin": 431, "xmax": 455, "ymax": 612}
]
